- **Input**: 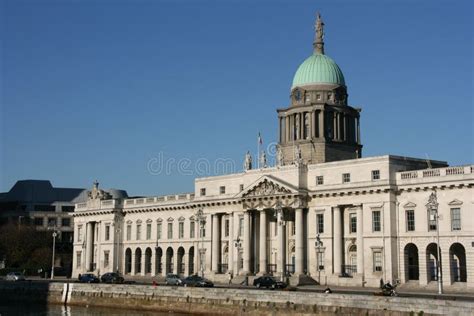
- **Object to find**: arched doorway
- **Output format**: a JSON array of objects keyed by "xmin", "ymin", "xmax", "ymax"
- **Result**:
[
  {"xmin": 155, "ymin": 247, "xmax": 163, "ymax": 275},
  {"xmin": 188, "ymin": 246, "xmax": 195, "ymax": 275},
  {"xmin": 404, "ymin": 243, "xmax": 419, "ymax": 280},
  {"xmin": 135, "ymin": 248, "xmax": 142, "ymax": 275},
  {"xmin": 426, "ymin": 243, "xmax": 441, "ymax": 282},
  {"xmin": 145, "ymin": 248, "xmax": 152, "ymax": 274},
  {"xmin": 449, "ymin": 243, "xmax": 466, "ymax": 282},
  {"xmin": 125, "ymin": 248, "xmax": 132, "ymax": 274},
  {"xmin": 166, "ymin": 247, "xmax": 174, "ymax": 274},
  {"xmin": 177, "ymin": 247, "xmax": 185, "ymax": 275}
]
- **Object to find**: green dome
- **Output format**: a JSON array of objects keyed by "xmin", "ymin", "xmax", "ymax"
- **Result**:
[{"xmin": 292, "ymin": 53, "xmax": 345, "ymax": 88}]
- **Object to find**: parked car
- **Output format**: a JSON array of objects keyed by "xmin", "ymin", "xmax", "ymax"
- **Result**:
[
  {"xmin": 78, "ymin": 273, "xmax": 100, "ymax": 283},
  {"xmin": 181, "ymin": 275, "xmax": 214, "ymax": 287},
  {"xmin": 165, "ymin": 273, "xmax": 182, "ymax": 286},
  {"xmin": 100, "ymin": 272, "xmax": 124, "ymax": 284},
  {"xmin": 5, "ymin": 272, "xmax": 25, "ymax": 282},
  {"xmin": 253, "ymin": 276, "xmax": 286, "ymax": 289}
]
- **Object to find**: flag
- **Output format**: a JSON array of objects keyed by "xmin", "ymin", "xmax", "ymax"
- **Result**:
[{"xmin": 258, "ymin": 132, "xmax": 263, "ymax": 145}]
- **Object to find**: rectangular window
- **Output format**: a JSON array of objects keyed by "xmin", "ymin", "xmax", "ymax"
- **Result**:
[
  {"xmin": 146, "ymin": 223, "xmax": 152, "ymax": 240},
  {"xmin": 105, "ymin": 224, "xmax": 110, "ymax": 241},
  {"xmin": 451, "ymin": 208, "xmax": 461, "ymax": 231},
  {"xmin": 168, "ymin": 223, "xmax": 173, "ymax": 239},
  {"xmin": 61, "ymin": 206, "xmax": 75, "ymax": 213},
  {"xmin": 316, "ymin": 213, "xmax": 324, "ymax": 234},
  {"xmin": 372, "ymin": 211, "xmax": 381, "ymax": 232},
  {"xmin": 136, "ymin": 224, "xmax": 142, "ymax": 240},
  {"xmin": 316, "ymin": 176, "xmax": 324, "ymax": 185},
  {"xmin": 371, "ymin": 170, "xmax": 380, "ymax": 181},
  {"xmin": 48, "ymin": 217, "xmax": 57, "ymax": 227},
  {"xmin": 179, "ymin": 222, "xmax": 184, "ymax": 239},
  {"xmin": 342, "ymin": 173, "xmax": 351, "ymax": 183},
  {"xmin": 239, "ymin": 184, "xmax": 244, "ymax": 192},
  {"xmin": 239, "ymin": 217, "xmax": 244, "ymax": 237},
  {"xmin": 220, "ymin": 186, "xmax": 226, "ymax": 194},
  {"xmin": 190, "ymin": 221, "xmax": 195, "ymax": 238},
  {"xmin": 34, "ymin": 217, "xmax": 44, "ymax": 226},
  {"xmin": 200, "ymin": 188, "xmax": 206, "ymax": 196},
  {"xmin": 157, "ymin": 223, "xmax": 162, "ymax": 240},
  {"xmin": 428, "ymin": 210, "xmax": 437, "ymax": 231},
  {"xmin": 373, "ymin": 251, "xmax": 382, "ymax": 272},
  {"xmin": 349, "ymin": 213, "xmax": 357, "ymax": 233},
  {"xmin": 224, "ymin": 219, "xmax": 229, "ymax": 237},
  {"xmin": 77, "ymin": 225, "xmax": 83, "ymax": 242},
  {"xmin": 76, "ymin": 251, "xmax": 82, "ymax": 268},
  {"xmin": 61, "ymin": 218, "xmax": 71, "ymax": 227},
  {"xmin": 104, "ymin": 251, "xmax": 110, "ymax": 268},
  {"xmin": 406, "ymin": 210, "xmax": 415, "ymax": 231},
  {"xmin": 200, "ymin": 222, "xmax": 206, "ymax": 238},
  {"xmin": 126, "ymin": 224, "xmax": 132, "ymax": 241}
]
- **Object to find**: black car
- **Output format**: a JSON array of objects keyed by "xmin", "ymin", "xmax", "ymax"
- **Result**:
[
  {"xmin": 100, "ymin": 272, "xmax": 124, "ymax": 284},
  {"xmin": 181, "ymin": 275, "xmax": 214, "ymax": 287},
  {"xmin": 253, "ymin": 276, "xmax": 286, "ymax": 289},
  {"xmin": 78, "ymin": 273, "xmax": 100, "ymax": 283}
]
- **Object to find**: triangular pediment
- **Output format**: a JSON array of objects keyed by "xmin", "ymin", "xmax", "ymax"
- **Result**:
[
  {"xmin": 238, "ymin": 175, "xmax": 298, "ymax": 198},
  {"xmin": 403, "ymin": 202, "xmax": 417, "ymax": 208},
  {"xmin": 448, "ymin": 199, "xmax": 463, "ymax": 206}
]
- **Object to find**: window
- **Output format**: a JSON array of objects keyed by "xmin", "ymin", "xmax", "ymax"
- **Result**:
[
  {"xmin": 220, "ymin": 186, "xmax": 226, "ymax": 194},
  {"xmin": 146, "ymin": 223, "xmax": 152, "ymax": 240},
  {"xmin": 157, "ymin": 223, "xmax": 162, "ymax": 240},
  {"xmin": 316, "ymin": 176, "xmax": 324, "ymax": 185},
  {"xmin": 224, "ymin": 219, "xmax": 229, "ymax": 237},
  {"xmin": 316, "ymin": 213, "xmax": 324, "ymax": 234},
  {"xmin": 34, "ymin": 217, "xmax": 44, "ymax": 226},
  {"xmin": 200, "ymin": 188, "xmax": 206, "ymax": 196},
  {"xmin": 135, "ymin": 224, "xmax": 141, "ymax": 240},
  {"xmin": 61, "ymin": 218, "xmax": 70, "ymax": 227},
  {"xmin": 76, "ymin": 252, "xmax": 82, "ymax": 268},
  {"xmin": 451, "ymin": 208, "xmax": 461, "ymax": 231},
  {"xmin": 77, "ymin": 225, "xmax": 83, "ymax": 242},
  {"xmin": 372, "ymin": 211, "xmax": 381, "ymax": 232},
  {"xmin": 406, "ymin": 210, "xmax": 415, "ymax": 231},
  {"xmin": 190, "ymin": 221, "xmax": 195, "ymax": 238},
  {"xmin": 349, "ymin": 213, "xmax": 357, "ymax": 233},
  {"xmin": 342, "ymin": 173, "xmax": 351, "ymax": 183},
  {"xmin": 373, "ymin": 251, "xmax": 382, "ymax": 272},
  {"xmin": 105, "ymin": 224, "xmax": 110, "ymax": 241},
  {"xmin": 316, "ymin": 94, "xmax": 321, "ymax": 100},
  {"xmin": 428, "ymin": 210, "xmax": 437, "ymax": 231},
  {"xmin": 239, "ymin": 184, "xmax": 244, "ymax": 192},
  {"xmin": 238, "ymin": 217, "xmax": 244, "ymax": 236},
  {"xmin": 61, "ymin": 206, "xmax": 74, "ymax": 213},
  {"xmin": 126, "ymin": 224, "xmax": 132, "ymax": 240},
  {"xmin": 168, "ymin": 223, "xmax": 173, "ymax": 239},
  {"xmin": 48, "ymin": 217, "xmax": 57, "ymax": 227},
  {"xmin": 200, "ymin": 222, "xmax": 206, "ymax": 238},
  {"xmin": 371, "ymin": 170, "xmax": 380, "ymax": 181},
  {"xmin": 104, "ymin": 251, "xmax": 110, "ymax": 268},
  {"xmin": 179, "ymin": 222, "xmax": 184, "ymax": 239}
]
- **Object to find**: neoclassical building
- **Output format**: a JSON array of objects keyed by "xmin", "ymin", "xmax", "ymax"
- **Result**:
[{"xmin": 71, "ymin": 15, "xmax": 473, "ymax": 289}]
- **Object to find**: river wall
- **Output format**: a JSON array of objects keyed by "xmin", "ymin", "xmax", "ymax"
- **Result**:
[{"xmin": 0, "ymin": 282, "xmax": 472, "ymax": 315}]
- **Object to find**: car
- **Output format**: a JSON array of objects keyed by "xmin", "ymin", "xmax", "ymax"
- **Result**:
[
  {"xmin": 78, "ymin": 273, "xmax": 100, "ymax": 283},
  {"xmin": 100, "ymin": 272, "xmax": 124, "ymax": 284},
  {"xmin": 165, "ymin": 273, "xmax": 182, "ymax": 286},
  {"xmin": 5, "ymin": 272, "xmax": 25, "ymax": 282},
  {"xmin": 181, "ymin": 275, "xmax": 214, "ymax": 287},
  {"xmin": 253, "ymin": 276, "xmax": 286, "ymax": 289}
]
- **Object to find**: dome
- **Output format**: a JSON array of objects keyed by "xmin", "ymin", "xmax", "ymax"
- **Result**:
[{"xmin": 291, "ymin": 53, "xmax": 345, "ymax": 88}]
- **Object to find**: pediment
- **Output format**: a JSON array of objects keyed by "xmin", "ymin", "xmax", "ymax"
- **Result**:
[
  {"xmin": 238, "ymin": 175, "xmax": 297, "ymax": 198},
  {"xmin": 167, "ymin": 217, "xmax": 174, "ymax": 222},
  {"xmin": 156, "ymin": 218, "xmax": 163, "ymax": 223},
  {"xmin": 178, "ymin": 216, "xmax": 185, "ymax": 222},
  {"xmin": 448, "ymin": 199, "xmax": 463, "ymax": 206},
  {"xmin": 403, "ymin": 202, "xmax": 417, "ymax": 208}
]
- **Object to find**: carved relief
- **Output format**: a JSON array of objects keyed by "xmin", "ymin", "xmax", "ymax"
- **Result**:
[
  {"xmin": 87, "ymin": 180, "xmax": 112, "ymax": 201},
  {"xmin": 242, "ymin": 179, "xmax": 292, "ymax": 197}
]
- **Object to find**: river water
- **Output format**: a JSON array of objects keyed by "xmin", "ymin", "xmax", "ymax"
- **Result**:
[{"xmin": 0, "ymin": 304, "xmax": 190, "ymax": 316}]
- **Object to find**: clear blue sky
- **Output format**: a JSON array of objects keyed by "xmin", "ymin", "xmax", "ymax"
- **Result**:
[{"xmin": 1, "ymin": 0, "xmax": 473, "ymax": 196}]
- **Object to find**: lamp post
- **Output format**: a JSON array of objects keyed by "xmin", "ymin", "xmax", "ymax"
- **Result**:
[
  {"xmin": 195, "ymin": 209, "xmax": 206, "ymax": 277},
  {"xmin": 115, "ymin": 225, "xmax": 121, "ymax": 273},
  {"xmin": 234, "ymin": 237, "xmax": 242, "ymax": 276},
  {"xmin": 427, "ymin": 190, "xmax": 442, "ymax": 294},
  {"xmin": 47, "ymin": 225, "xmax": 60, "ymax": 280},
  {"xmin": 315, "ymin": 233, "xmax": 323, "ymax": 285}
]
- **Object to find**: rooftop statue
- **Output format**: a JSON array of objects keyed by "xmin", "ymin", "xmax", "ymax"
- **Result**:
[{"xmin": 244, "ymin": 151, "xmax": 253, "ymax": 171}]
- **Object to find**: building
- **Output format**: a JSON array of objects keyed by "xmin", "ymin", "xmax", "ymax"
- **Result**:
[{"xmin": 71, "ymin": 14, "xmax": 473, "ymax": 289}]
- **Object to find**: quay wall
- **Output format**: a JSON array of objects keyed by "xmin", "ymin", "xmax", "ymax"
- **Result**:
[{"xmin": 0, "ymin": 282, "xmax": 473, "ymax": 315}]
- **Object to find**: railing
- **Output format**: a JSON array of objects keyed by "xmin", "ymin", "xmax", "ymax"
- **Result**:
[
  {"xmin": 218, "ymin": 263, "xmax": 228, "ymax": 274},
  {"xmin": 267, "ymin": 264, "xmax": 277, "ymax": 274},
  {"xmin": 341, "ymin": 265, "xmax": 356, "ymax": 277},
  {"xmin": 397, "ymin": 165, "xmax": 472, "ymax": 181},
  {"xmin": 285, "ymin": 264, "xmax": 295, "ymax": 275},
  {"xmin": 166, "ymin": 263, "xmax": 173, "ymax": 274},
  {"xmin": 123, "ymin": 193, "xmax": 195, "ymax": 207},
  {"xmin": 178, "ymin": 263, "xmax": 185, "ymax": 274},
  {"xmin": 446, "ymin": 166, "xmax": 464, "ymax": 175},
  {"xmin": 400, "ymin": 171, "xmax": 418, "ymax": 179},
  {"xmin": 422, "ymin": 169, "xmax": 440, "ymax": 177}
]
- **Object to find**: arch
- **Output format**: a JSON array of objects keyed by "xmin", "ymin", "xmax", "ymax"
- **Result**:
[
  {"xmin": 404, "ymin": 243, "xmax": 419, "ymax": 281},
  {"xmin": 426, "ymin": 243, "xmax": 441, "ymax": 282},
  {"xmin": 135, "ymin": 248, "xmax": 142, "ymax": 275},
  {"xmin": 145, "ymin": 247, "xmax": 152, "ymax": 274},
  {"xmin": 155, "ymin": 247, "xmax": 163, "ymax": 275},
  {"xmin": 188, "ymin": 246, "xmax": 195, "ymax": 275},
  {"xmin": 449, "ymin": 243, "xmax": 466, "ymax": 282},
  {"xmin": 125, "ymin": 248, "xmax": 132, "ymax": 274},
  {"xmin": 166, "ymin": 247, "xmax": 174, "ymax": 274},
  {"xmin": 177, "ymin": 247, "xmax": 185, "ymax": 275},
  {"xmin": 348, "ymin": 244, "xmax": 357, "ymax": 267}
]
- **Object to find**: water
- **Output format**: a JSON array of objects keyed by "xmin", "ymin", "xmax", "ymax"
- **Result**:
[{"xmin": 0, "ymin": 304, "xmax": 190, "ymax": 316}]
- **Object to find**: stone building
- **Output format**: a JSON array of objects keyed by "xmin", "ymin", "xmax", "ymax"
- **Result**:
[{"xmin": 71, "ymin": 14, "xmax": 473, "ymax": 289}]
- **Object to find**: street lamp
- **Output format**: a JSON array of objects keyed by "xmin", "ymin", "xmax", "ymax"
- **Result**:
[
  {"xmin": 113, "ymin": 224, "xmax": 121, "ymax": 273},
  {"xmin": 47, "ymin": 225, "xmax": 60, "ymax": 280},
  {"xmin": 195, "ymin": 209, "xmax": 206, "ymax": 277},
  {"xmin": 315, "ymin": 233, "xmax": 323, "ymax": 284},
  {"xmin": 234, "ymin": 237, "xmax": 242, "ymax": 276},
  {"xmin": 427, "ymin": 190, "xmax": 442, "ymax": 294}
]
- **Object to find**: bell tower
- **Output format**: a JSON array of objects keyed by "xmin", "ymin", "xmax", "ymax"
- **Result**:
[{"xmin": 277, "ymin": 13, "xmax": 362, "ymax": 165}]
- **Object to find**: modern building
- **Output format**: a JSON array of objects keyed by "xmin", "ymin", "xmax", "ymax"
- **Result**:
[{"xmin": 71, "ymin": 15, "xmax": 473, "ymax": 289}]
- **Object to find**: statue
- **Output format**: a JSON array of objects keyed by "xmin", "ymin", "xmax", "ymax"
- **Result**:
[
  {"xmin": 314, "ymin": 12, "xmax": 325, "ymax": 54},
  {"xmin": 260, "ymin": 150, "xmax": 267, "ymax": 168},
  {"xmin": 294, "ymin": 145, "xmax": 302, "ymax": 164},
  {"xmin": 276, "ymin": 146, "xmax": 284, "ymax": 167},
  {"xmin": 244, "ymin": 151, "xmax": 252, "ymax": 171},
  {"xmin": 87, "ymin": 180, "xmax": 112, "ymax": 200}
]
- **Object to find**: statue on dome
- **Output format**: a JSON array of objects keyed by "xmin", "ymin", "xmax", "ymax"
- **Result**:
[
  {"xmin": 244, "ymin": 151, "xmax": 253, "ymax": 171},
  {"xmin": 314, "ymin": 12, "xmax": 325, "ymax": 54}
]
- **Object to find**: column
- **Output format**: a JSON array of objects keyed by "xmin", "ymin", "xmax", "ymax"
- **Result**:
[
  {"xmin": 333, "ymin": 207, "xmax": 342, "ymax": 274},
  {"xmin": 86, "ymin": 222, "xmax": 94, "ymax": 271},
  {"xmin": 285, "ymin": 116, "xmax": 290, "ymax": 142},
  {"xmin": 277, "ymin": 213, "xmax": 286, "ymax": 276},
  {"xmin": 343, "ymin": 114, "xmax": 347, "ymax": 141},
  {"xmin": 184, "ymin": 252, "xmax": 190, "ymax": 276},
  {"xmin": 311, "ymin": 111, "xmax": 316, "ymax": 138},
  {"xmin": 228, "ymin": 213, "xmax": 234, "ymax": 274},
  {"xmin": 258, "ymin": 210, "xmax": 267, "ymax": 274},
  {"xmin": 211, "ymin": 214, "xmax": 221, "ymax": 273},
  {"xmin": 295, "ymin": 208, "xmax": 304, "ymax": 274},
  {"xmin": 173, "ymin": 250, "xmax": 179, "ymax": 274},
  {"xmin": 319, "ymin": 110, "xmax": 324, "ymax": 138},
  {"xmin": 356, "ymin": 117, "xmax": 361, "ymax": 144},
  {"xmin": 242, "ymin": 211, "xmax": 251, "ymax": 274},
  {"xmin": 356, "ymin": 205, "xmax": 364, "ymax": 275},
  {"xmin": 300, "ymin": 113, "xmax": 304, "ymax": 139},
  {"xmin": 141, "ymin": 251, "xmax": 146, "ymax": 276}
]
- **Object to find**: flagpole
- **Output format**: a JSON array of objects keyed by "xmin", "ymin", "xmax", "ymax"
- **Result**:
[{"xmin": 257, "ymin": 132, "xmax": 260, "ymax": 169}]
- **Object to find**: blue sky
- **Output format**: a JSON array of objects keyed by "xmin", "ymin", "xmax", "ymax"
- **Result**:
[{"xmin": 1, "ymin": 0, "xmax": 473, "ymax": 196}]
